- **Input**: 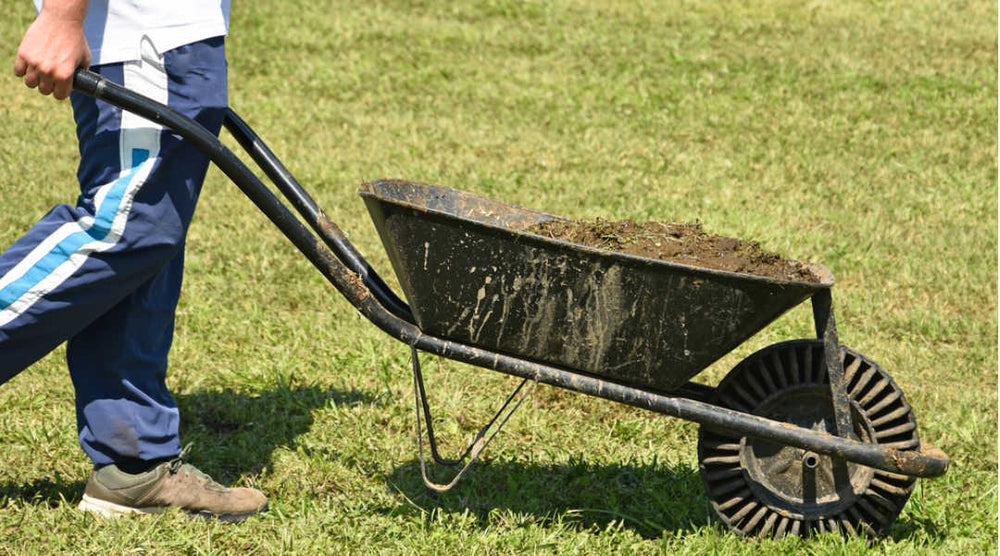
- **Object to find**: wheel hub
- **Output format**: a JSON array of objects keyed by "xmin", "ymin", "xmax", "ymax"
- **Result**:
[{"xmin": 740, "ymin": 386, "xmax": 876, "ymax": 518}]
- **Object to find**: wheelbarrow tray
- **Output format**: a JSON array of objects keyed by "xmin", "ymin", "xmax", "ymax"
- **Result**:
[{"xmin": 361, "ymin": 179, "xmax": 833, "ymax": 392}]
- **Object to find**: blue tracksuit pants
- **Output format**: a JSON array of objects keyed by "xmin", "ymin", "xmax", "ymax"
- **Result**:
[{"xmin": 0, "ymin": 37, "xmax": 227, "ymax": 467}]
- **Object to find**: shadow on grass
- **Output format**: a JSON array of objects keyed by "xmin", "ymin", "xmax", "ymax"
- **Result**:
[
  {"xmin": 173, "ymin": 383, "xmax": 382, "ymax": 484},
  {"xmin": 0, "ymin": 383, "xmax": 948, "ymax": 545},
  {"xmin": 0, "ymin": 475, "xmax": 85, "ymax": 508},
  {"xmin": 887, "ymin": 514, "xmax": 947, "ymax": 543},
  {"xmin": 386, "ymin": 456, "xmax": 710, "ymax": 539},
  {"xmin": 386, "ymin": 457, "xmax": 948, "ymax": 542},
  {"xmin": 0, "ymin": 384, "xmax": 378, "ymax": 509}
]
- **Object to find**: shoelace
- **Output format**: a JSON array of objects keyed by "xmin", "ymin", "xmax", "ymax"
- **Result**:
[
  {"xmin": 167, "ymin": 443, "xmax": 194, "ymax": 474},
  {"xmin": 166, "ymin": 443, "xmax": 216, "ymax": 485}
]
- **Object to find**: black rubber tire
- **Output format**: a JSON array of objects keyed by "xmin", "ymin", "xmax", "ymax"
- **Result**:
[{"xmin": 697, "ymin": 339, "xmax": 919, "ymax": 538}]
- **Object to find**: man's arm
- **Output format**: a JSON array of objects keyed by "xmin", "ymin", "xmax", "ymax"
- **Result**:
[{"xmin": 14, "ymin": 0, "xmax": 91, "ymax": 100}]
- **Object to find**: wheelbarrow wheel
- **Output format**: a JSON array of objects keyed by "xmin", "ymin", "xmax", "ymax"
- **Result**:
[{"xmin": 697, "ymin": 339, "xmax": 918, "ymax": 538}]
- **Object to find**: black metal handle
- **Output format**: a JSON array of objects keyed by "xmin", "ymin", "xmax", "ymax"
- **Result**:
[
  {"xmin": 71, "ymin": 68, "xmax": 412, "ymax": 322},
  {"xmin": 220, "ymin": 110, "xmax": 412, "ymax": 321},
  {"xmin": 72, "ymin": 67, "xmax": 104, "ymax": 97},
  {"xmin": 72, "ymin": 68, "xmax": 255, "ymax": 182}
]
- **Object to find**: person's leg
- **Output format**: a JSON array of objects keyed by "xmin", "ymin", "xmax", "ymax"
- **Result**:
[
  {"xmin": 67, "ymin": 36, "xmax": 229, "ymax": 468},
  {"xmin": 68, "ymin": 243, "xmax": 188, "ymax": 469},
  {"xmin": 73, "ymin": 38, "xmax": 265, "ymax": 522},
  {"xmin": 3, "ymin": 35, "xmax": 265, "ymax": 522}
]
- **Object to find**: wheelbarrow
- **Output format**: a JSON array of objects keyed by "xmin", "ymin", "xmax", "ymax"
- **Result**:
[{"xmin": 71, "ymin": 69, "xmax": 949, "ymax": 538}]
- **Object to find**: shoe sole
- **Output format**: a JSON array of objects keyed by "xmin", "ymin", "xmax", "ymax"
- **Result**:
[
  {"xmin": 79, "ymin": 494, "xmax": 267, "ymax": 524},
  {"xmin": 78, "ymin": 494, "xmax": 163, "ymax": 517}
]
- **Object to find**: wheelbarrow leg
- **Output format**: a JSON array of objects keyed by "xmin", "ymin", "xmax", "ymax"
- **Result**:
[
  {"xmin": 410, "ymin": 347, "xmax": 537, "ymax": 492},
  {"xmin": 811, "ymin": 289, "xmax": 854, "ymax": 438}
]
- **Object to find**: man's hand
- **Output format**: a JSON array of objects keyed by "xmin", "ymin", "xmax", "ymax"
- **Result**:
[{"xmin": 14, "ymin": 0, "xmax": 91, "ymax": 100}]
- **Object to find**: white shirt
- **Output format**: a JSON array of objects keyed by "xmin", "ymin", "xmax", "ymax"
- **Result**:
[{"xmin": 34, "ymin": 0, "xmax": 230, "ymax": 65}]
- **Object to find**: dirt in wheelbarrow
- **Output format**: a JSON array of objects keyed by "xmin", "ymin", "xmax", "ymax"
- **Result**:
[{"xmin": 528, "ymin": 219, "xmax": 821, "ymax": 282}]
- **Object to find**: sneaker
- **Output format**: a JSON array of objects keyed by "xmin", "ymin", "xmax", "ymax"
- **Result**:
[{"xmin": 78, "ymin": 446, "xmax": 268, "ymax": 523}]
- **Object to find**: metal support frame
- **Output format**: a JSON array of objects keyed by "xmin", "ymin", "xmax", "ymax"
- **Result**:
[
  {"xmin": 411, "ymin": 347, "xmax": 537, "ymax": 492},
  {"xmin": 811, "ymin": 289, "xmax": 855, "ymax": 438}
]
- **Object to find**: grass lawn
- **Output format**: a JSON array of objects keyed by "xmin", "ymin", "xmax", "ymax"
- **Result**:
[{"xmin": 0, "ymin": 0, "xmax": 996, "ymax": 553}]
